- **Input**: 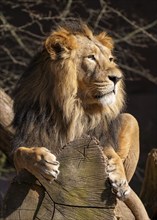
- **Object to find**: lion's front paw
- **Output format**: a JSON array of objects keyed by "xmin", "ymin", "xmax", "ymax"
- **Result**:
[
  {"xmin": 106, "ymin": 161, "xmax": 130, "ymax": 200},
  {"xmin": 109, "ymin": 174, "xmax": 131, "ymax": 200},
  {"xmin": 14, "ymin": 147, "xmax": 60, "ymax": 183},
  {"xmin": 32, "ymin": 147, "xmax": 60, "ymax": 182}
]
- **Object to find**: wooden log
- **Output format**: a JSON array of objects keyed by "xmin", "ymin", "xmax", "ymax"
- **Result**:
[
  {"xmin": 2, "ymin": 137, "xmax": 135, "ymax": 220},
  {"xmin": 0, "ymin": 89, "xmax": 13, "ymax": 130},
  {"xmin": 0, "ymin": 89, "xmax": 14, "ymax": 160},
  {"xmin": 140, "ymin": 148, "xmax": 157, "ymax": 219}
]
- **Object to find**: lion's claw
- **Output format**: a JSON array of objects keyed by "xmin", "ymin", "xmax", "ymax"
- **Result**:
[
  {"xmin": 14, "ymin": 147, "xmax": 60, "ymax": 183},
  {"xmin": 110, "ymin": 177, "xmax": 131, "ymax": 200},
  {"xmin": 32, "ymin": 148, "xmax": 60, "ymax": 182},
  {"xmin": 107, "ymin": 162, "xmax": 130, "ymax": 200}
]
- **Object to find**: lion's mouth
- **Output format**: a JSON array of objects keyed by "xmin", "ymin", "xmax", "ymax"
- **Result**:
[
  {"xmin": 94, "ymin": 90, "xmax": 115, "ymax": 99},
  {"xmin": 94, "ymin": 94, "xmax": 106, "ymax": 99}
]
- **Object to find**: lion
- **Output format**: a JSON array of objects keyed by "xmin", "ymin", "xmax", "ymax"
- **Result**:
[{"xmin": 13, "ymin": 21, "xmax": 139, "ymax": 201}]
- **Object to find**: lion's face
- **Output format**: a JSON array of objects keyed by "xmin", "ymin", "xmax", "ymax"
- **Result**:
[
  {"xmin": 45, "ymin": 22, "xmax": 124, "ymax": 114},
  {"xmin": 75, "ymin": 35, "xmax": 123, "ymax": 108}
]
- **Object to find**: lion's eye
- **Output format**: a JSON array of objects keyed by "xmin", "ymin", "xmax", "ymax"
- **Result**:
[
  {"xmin": 87, "ymin": 55, "xmax": 96, "ymax": 61},
  {"xmin": 109, "ymin": 57, "xmax": 114, "ymax": 62}
]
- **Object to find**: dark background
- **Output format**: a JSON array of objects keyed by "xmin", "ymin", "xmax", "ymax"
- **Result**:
[{"xmin": 0, "ymin": 0, "xmax": 157, "ymax": 198}]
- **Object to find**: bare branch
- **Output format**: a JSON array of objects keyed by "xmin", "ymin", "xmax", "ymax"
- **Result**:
[
  {"xmin": 120, "ymin": 64, "xmax": 157, "ymax": 85},
  {"xmin": 115, "ymin": 20, "xmax": 157, "ymax": 44},
  {"xmin": 0, "ymin": 14, "xmax": 33, "ymax": 57},
  {"xmin": 93, "ymin": 1, "xmax": 107, "ymax": 30},
  {"xmin": 108, "ymin": 6, "xmax": 157, "ymax": 43},
  {"xmin": 1, "ymin": 46, "xmax": 27, "ymax": 66},
  {"xmin": 61, "ymin": 0, "xmax": 73, "ymax": 19}
]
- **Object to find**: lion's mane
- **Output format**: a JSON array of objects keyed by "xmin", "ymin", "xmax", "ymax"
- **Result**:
[{"xmin": 13, "ymin": 21, "xmax": 125, "ymax": 154}]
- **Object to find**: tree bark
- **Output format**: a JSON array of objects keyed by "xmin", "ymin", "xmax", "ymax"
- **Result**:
[
  {"xmin": 140, "ymin": 148, "xmax": 157, "ymax": 219},
  {"xmin": 0, "ymin": 89, "xmax": 14, "ymax": 160}
]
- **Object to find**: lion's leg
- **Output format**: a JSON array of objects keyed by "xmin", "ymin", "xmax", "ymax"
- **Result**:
[
  {"xmin": 103, "ymin": 113, "xmax": 139, "ymax": 199},
  {"xmin": 116, "ymin": 114, "xmax": 150, "ymax": 219},
  {"xmin": 13, "ymin": 147, "xmax": 60, "ymax": 182},
  {"xmin": 117, "ymin": 113, "xmax": 139, "ymax": 182}
]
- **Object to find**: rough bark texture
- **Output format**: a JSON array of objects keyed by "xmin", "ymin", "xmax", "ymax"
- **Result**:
[
  {"xmin": 0, "ymin": 89, "xmax": 14, "ymax": 160},
  {"xmin": 0, "ymin": 88, "xmax": 147, "ymax": 219},
  {"xmin": 140, "ymin": 148, "xmax": 157, "ymax": 219}
]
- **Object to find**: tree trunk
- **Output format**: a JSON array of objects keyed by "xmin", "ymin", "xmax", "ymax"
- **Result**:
[
  {"xmin": 140, "ymin": 148, "xmax": 157, "ymax": 219},
  {"xmin": 0, "ymin": 89, "xmax": 14, "ymax": 161}
]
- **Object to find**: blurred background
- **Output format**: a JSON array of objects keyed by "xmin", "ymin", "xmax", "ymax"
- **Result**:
[{"xmin": 0, "ymin": 0, "xmax": 157, "ymax": 208}]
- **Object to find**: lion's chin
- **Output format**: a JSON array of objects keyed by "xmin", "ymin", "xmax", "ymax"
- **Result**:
[{"xmin": 95, "ymin": 92, "xmax": 116, "ymax": 106}]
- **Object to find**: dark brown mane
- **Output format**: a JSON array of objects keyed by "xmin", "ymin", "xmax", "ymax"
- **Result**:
[{"xmin": 59, "ymin": 19, "xmax": 92, "ymax": 36}]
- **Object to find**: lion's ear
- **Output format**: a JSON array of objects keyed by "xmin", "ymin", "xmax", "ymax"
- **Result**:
[
  {"xmin": 96, "ymin": 32, "xmax": 114, "ymax": 50},
  {"xmin": 45, "ymin": 29, "xmax": 77, "ymax": 60}
]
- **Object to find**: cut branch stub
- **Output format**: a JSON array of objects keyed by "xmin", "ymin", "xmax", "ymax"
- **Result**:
[
  {"xmin": 140, "ymin": 148, "xmax": 157, "ymax": 219},
  {"xmin": 0, "ymin": 88, "xmax": 14, "ymax": 160}
]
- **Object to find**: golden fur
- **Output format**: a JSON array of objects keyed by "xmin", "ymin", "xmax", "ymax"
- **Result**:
[{"xmin": 13, "ymin": 21, "xmax": 125, "ymax": 153}]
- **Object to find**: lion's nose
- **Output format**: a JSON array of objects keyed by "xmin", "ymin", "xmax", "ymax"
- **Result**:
[{"xmin": 108, "ymin": 75, "xmax": 122, "ymax": 85}]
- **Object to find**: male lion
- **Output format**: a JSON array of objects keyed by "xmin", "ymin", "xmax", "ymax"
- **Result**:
[{"xmin": 13, "ymin": 21, "xmax": 139, "ymax": 201}]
